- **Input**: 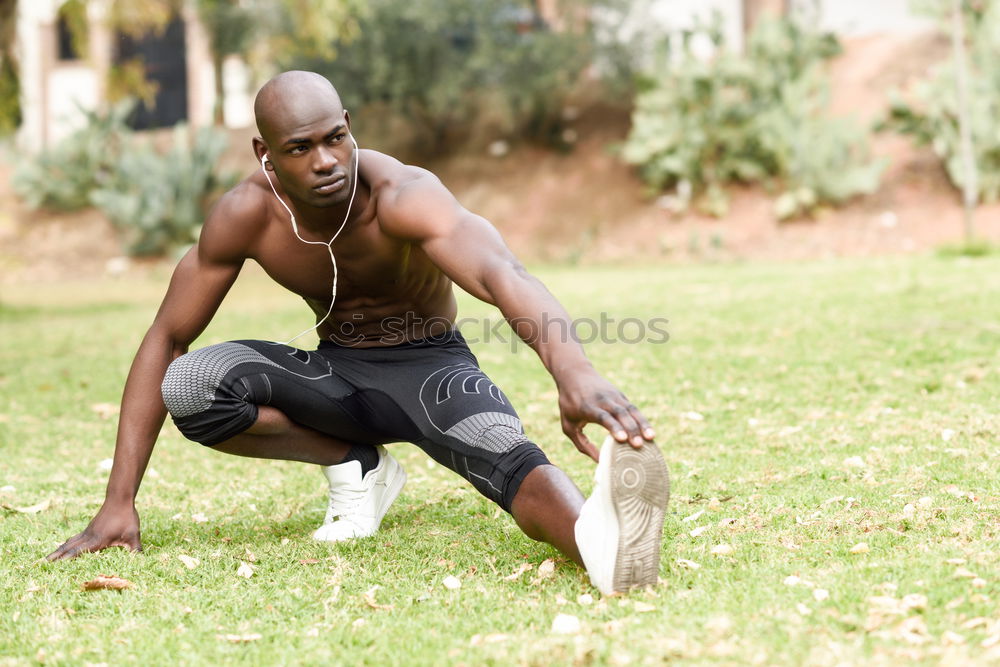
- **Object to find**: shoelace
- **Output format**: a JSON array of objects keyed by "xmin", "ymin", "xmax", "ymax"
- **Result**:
[{"xmin": 324, "ymin": 484, "xmax": 368, "ymax": 524}]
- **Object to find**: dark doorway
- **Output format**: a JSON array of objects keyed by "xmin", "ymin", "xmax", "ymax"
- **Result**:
[{"xmin": 115, "ymin": 16, "xmax": 188, "ymax": 129}]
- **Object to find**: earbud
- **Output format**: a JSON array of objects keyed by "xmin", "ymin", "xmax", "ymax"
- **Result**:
[{"xmin": 261, "ymin": 154, "xmax": 269, "ymax": 168}]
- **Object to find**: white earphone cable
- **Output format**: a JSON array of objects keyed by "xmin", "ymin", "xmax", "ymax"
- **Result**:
[{"xmin": 261, "ymin": 137, "xmax": 359, "ymax": 346}]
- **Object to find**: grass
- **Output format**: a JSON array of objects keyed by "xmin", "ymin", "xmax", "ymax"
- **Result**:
[{"xmin": 1, "ymin": 255, "xmax": 998, "ymax": 665}]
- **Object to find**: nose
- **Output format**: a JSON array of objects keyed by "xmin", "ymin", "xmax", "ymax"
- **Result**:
[{"xmin": 313, "ymin": 145, "xmax": 337, "ymax": 173}]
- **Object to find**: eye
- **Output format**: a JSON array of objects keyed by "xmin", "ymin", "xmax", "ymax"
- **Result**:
[{"xmin": 289, "ymin": 146, "xmax": 307, "ymax": 154}]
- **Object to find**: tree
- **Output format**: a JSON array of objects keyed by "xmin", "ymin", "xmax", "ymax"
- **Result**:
[{"xmin": 0, "ymin": 0, "xmax": 20, "ymax": 136}]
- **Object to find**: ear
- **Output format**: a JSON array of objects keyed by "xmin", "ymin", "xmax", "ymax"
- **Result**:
[
  {"xmin": 343, "ymin": 109, "xmax": 352, "ymax": 131},
  {"xmin": 252, "ymin": 136, "xmax": 272, "ymax": 170}
]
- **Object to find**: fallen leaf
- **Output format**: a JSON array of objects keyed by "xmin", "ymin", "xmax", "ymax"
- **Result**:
[
  {"xmin": 178, "ymin": 555, "xmax": 200, "ymax": 570},
  {"xmin": 551, "ymin": 613, "xmax": 581, "ymax": 634},
  {"xmin": 443, "ymin": 575, "xmax": 461, "ymax": 590},
  {"xmin": 813, "ymin": 589, "xmax": 830, "ymax": 602},
  {"xmin": 681, "ymin": 411, "xmax": 704, "ymax": 421},
  {"xmin": 849, "ymin": 542, "xmax": 870, "ymax": 554},
  {"xmin": 577, "ymin": 593, "xmax": 594, "ymax": 605},
  {"xmin": 941, "ymin": 429, "xmax": 955, "ymax": 442},
  {"xmin": 676, "ymin": 559, "xmax": 701, "ymax": 570},
  {"xmin": 298, "ymin": 559, "xmax": 320, "ymax": 565},
  {"xmin": 710, "ymin": 544, "xmax": 734, "ymax": 556},
  {"xmin": 2, "ymin": 499, "xmax": 51, "ymax": 514},
  {"xmin": 217, "ymin": 634, "xmax": 261, "ymax": 643},
  {"xmin": 351, "ymin": 618, "xmax": 366, "ymax": 629},
  {"xmin": 902, "ymin": 503, "xmax": 915, "ymax": 518},
  {"xmin": 901, "ymin": 594, "xmax": 927, "ymax": 612},
  {"xmin": 917, "ymin": 496, "xmax": 933, "ymax": 507},
  {"xmin": 191, "ymin": 512, "xmax": 208, "ymax": 524},
  {"xmin": 941, "ymin": 631, "xmax": 965, "ymax": 645},
  {"xmin": 362, "ymin": 586, "xmax": 393, "ymax": 611},
  {"xmin": 796, "ymin": 602, "xmax": 812, "ymax": 616},
  {"xmin": 81, "ymin": 575, "xmax": 133, "ymax": 591},
  {"xmin": 236, "ymin": 562, "xmax": 254, "ymax": 578},
  {"xmin": 689, "ymin": 526, "xmax": 708, "ymax": 538},
  {"xmin": 961, "ymin": 617, "xmax": 991, "ymax": 630},
  {"xmin": 783, "ymin": 575, "xmax": 802, "ymax": 587},
  {"xmin": 896, "ymin": 617, "xmax": 930, "ymax": 645},
  {"xmin": 945, "ymin": 558, "xmax": 967, "ymax": 565},
  {"xmin": 90, "ymin": 403, "xmax": 119, "ymax": 419},
  {"xmin": 843, "ymin": 456, "xmax": 866, "ymax": 468},
  {"xmin": 682, "ymin": 510, "xmax": 705, "ymax": 523},
  {"xmin": 503, "ymin": 563, "xmax": 532, "ymax": 581},
  {"xmin": 97, "ymin": 459, "xmax": 114, "ymax": 471},
  {"xmin": 954, "ymin": 567, "xmax": 978, "ymax": 579},
  {"xmin": 536, "ymin": 559, "xmax": 556, "ymax": 578},
  {"xmin": 470, "ymin": 633, "xmax": 509, "ymax": 646},
  {"xmin": 971, "ymin": 578, "xmax": 987, "ymax": 589},
  {"xmin": 633, "ymin": 601, "xmax": 656, "ymax": 613}
]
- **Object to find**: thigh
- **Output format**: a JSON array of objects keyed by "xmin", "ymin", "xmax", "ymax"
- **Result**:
[
  {"xmin": 334, "ymin": 340, "xmax": 550, "ymax": 510},
  {"xmin": 163, "ymin": 340, "xmax": 385, "ymax": 446}
]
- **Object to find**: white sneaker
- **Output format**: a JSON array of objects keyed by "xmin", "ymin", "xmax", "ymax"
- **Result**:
[
  {"xmin": 574, "ymin": 435, "xmax": 670, "ymax": 595},
  {"xmin": 312, "ymin": 445, "xmax": 407, "ymax": 542}
]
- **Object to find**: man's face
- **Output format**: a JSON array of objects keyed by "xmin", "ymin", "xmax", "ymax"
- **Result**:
[{"xmin": 266, "ymin": 107, "xmax": 356, "ymax": 209}]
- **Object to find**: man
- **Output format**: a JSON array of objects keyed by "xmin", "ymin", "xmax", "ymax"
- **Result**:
[{"xmin": 48, "ymin": 71, "xmax": 669, "ymax": 595}]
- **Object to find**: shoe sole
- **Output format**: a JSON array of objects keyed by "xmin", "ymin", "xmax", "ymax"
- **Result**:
[{"xmin": 609, "ymin": 441, "xmax": 670, "ymax": 592}]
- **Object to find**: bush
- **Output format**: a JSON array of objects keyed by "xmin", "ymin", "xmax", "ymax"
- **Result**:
[
  {"xmin": 90, "ymin": 124, "xmax": 235, "ymax": 256},
  {"xmin": 13, "ymin": 101, "xmax": 234, "ymax": 256},
  {"xmin": 285, "ymin": 0, "xmax": 606, "ymax": 153},
  {"xmin": 622, "ymin": 17, "xmax": 885, "ymax": 219},
  {"xmin": 879, "ymin": 1, "xmax": 1000, "ymax": 202},
  {"xmin": 12, "ymin": 101, "xmax": 134, "ymax": 210}
]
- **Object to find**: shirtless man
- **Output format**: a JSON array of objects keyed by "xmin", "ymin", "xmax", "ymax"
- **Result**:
[{"xmin": 48, "ymin": 71, "xmax": 669, "ymax": 595}]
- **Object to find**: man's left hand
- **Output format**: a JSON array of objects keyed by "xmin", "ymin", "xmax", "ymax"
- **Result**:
[{"xmin": 557, "ymin": 370, "xmax": 655, "ymax": 461}]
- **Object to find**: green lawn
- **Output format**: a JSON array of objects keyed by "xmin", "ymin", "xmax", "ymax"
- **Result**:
[{"xmin": 1, "ymin": 256, "xmax": 998, "ymax": 665}]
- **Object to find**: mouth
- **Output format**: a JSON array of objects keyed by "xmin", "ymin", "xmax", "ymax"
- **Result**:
[{"xmin": 313, "ymin": 174, "xmax": 346, "ymax": 195}]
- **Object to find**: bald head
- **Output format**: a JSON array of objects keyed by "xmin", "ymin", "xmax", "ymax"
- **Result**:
[{"xmin": 254, "ymin": 71, "xmax": 344, "ymax": 143}]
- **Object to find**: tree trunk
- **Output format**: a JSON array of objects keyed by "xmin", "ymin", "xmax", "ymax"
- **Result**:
[
  {"xmin": 742, "ymin": 0, "xmax": 789, "ymax": 37},
  {"xmin": 212, "ymin": 51, "xmax": 224, "ymax": 126},
  {"xmin": 951, "ymin": 0, "xmax": 977, "ymax": 242}
]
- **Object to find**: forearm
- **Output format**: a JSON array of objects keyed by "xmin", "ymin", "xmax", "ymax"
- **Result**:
[
  {"xmin": 488, "ymin": 269, "xmax": 595, "ymax": 386},
  {"xmin": 104, "ymin": 330, "xmax": 186, "ymax": 503}
]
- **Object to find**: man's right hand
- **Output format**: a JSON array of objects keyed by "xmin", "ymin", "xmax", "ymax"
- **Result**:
[{"xmin": 46, "ymin": 503, "xmax": 141, "ymax": 561}]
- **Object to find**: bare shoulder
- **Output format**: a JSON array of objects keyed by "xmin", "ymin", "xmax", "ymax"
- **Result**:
[
  {"xmin": 361, "ymin": 150, "xmax": 457, "ymax": 241},
  {"xmin": 197, "ymin": 174, "xmax": 272, "ymax": 264}
]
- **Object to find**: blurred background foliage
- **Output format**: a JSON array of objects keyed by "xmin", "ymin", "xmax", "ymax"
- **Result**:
[
  {"xmin": 6, "ymin": 0, "xmax": 1000, "ymax": 256},
  {"xmin": 284, "ymin": 0, "xmax": 610, "ymax": 154},
  {"xmin": 12, "ymin": 99, "xmax": 235, "ymax": 255},
  {"xmin": 881, "ymin": 0, "xmax": 1000, "ymax": 203},
  {"xmin": 622, "ymin": 16, "xmax": 885, "ymax": 219}
]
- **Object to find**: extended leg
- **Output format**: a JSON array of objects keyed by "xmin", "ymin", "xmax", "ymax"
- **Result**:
[{"xmin": 510, "ymin": 464, "xmax": 585, "ymax": 565}]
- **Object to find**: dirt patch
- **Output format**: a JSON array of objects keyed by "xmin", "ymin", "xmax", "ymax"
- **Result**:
[{"xmin": 3, "ymin": 32, "xmax": 998, "ymax": 285}]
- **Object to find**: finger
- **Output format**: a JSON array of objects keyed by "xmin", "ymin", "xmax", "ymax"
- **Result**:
[
  {"xmin": 567, "ymin": 424, "xmax": 600, "ymax": 462},
  {"xmin": 627, "ymin": 404, "xmax": 656, "ymax": 441},
  {"xmin": 47, "ymin": 534, "xmax": 84, "ymax": 561},
  {"xmin": 607, "ymin": 404, "xmax": 644, "ymax": 447},
  {"xmin": 594, "ymin": 410, "xmax": 628, "ymax": 444}
]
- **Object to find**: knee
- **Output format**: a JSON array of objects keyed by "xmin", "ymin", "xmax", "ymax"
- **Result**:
[
  {"xmin": 162, "ymin": 347, "xmax": 218, "ymax": 419},
  {"xmin": 474, "ymin": 421, "xmax": 531, "ymax": 453},
  {"xmin": 161, "ymin": 341, "xmax": 260, "ymax": 419},
  {"xmin": 161, "ymin": 342, "xmax": 268, "ymax": 446}
]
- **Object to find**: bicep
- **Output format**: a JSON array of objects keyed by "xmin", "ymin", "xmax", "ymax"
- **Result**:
[
  {"xmin": 419, "ymin": 210, "xmax": 523, "ymax": 304},
  {"xmin": 382, "ymin": 176, "xmax": 521, "ymax": 303}
]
